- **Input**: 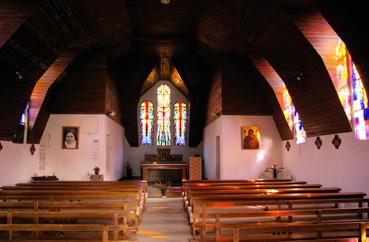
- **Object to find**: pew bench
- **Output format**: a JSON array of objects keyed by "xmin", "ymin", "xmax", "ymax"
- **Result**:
[
  {"xmin": 190, "ymin": 198, "xmax": 369, "ymax": 237},
  {"xmin": 193, "ymin": 221, "xmax": 369, "ymax": 242},
  {"xmin": 195, "ymin": 206, "xmax": 369, "ymax": 241},
  {"xmin": 0, "ymin": 200, "xmax": 140, "ymax": 229},
  {"xmin": 0, "ymin": 210, "xmax": 136, "ymax": 241},
  {"xmin": 0, "ymin": 224, "xmax": 133, "ymax": 242}
]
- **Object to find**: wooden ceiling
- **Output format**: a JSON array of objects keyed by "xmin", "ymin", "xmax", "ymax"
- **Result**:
[{"xmin": 0, "ymin": 0, "xmax": 367, "ymax": 146}]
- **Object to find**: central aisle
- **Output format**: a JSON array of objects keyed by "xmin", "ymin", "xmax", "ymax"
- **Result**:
[{"xmin": 135, "ymin": 197, "xmax": 192, "ymax": 242}]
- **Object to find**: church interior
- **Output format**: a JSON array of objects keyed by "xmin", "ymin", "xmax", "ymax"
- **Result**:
[{"xmin": 1, "ymin": 0, "xmax": 369, "ymax": 241}]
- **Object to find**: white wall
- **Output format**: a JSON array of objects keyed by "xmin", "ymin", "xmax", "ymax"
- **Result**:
[
  {"xmin": 105, "ymin": 117, "xmax": 125, "ymax": 180},
  {"xmin": 0, "ymin": 141, "xmax": 39, "ymax": 186},
  {"xmin": 203, "ymin": 117, "xmax": 223, "ymax": 180},
  {"xmin": 203, "ymin": 115, "xmax": 282, "ymax": 180},
  {"xmin": 283, "ymin": 132, "xmax": 369, "ymax": 196},
  {"xmin": 39, "ymin": 114, "xmax": 125, "ymax": 180}
]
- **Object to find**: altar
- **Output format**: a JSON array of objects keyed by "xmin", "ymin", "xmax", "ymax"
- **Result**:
[
  {"xmin": 141, "ymin": 148, "xmax": 187, "ymax": 184},
  {"xmin": 141, "ymin": 163, "xmax": 188, "ymax": 182}
]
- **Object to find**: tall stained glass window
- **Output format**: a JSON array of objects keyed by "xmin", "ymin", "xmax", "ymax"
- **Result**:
[
  {"xmin": 156, "ymin": 84, "xmax": 171, "ymax": 145},
  {"xmin": 140, "ymin": 101, "xmax": 154, "ymax": 145},
  {"xmin": 174, "ymin": 101, "xmax": 187, "ymax": 145},
  {"xmin": 20, "ymin": 103, "xmax": 29, "ymax": 125},
  {"xmin": 335, "ymin": 39, "xmax": 369, "ymax": 140},
  {"xmin": 282, "ymin": 86, "xmax": 306, "ymax": 144}
]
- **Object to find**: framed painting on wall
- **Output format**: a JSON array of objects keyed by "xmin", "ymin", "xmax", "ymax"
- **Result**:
[
  {"xmin": 62, "ymin": 126, "xmax": 79, "ymax": 149},
  {"xmin": 241, "ymin": 125, "xmax": 260, "ymax": 149}
]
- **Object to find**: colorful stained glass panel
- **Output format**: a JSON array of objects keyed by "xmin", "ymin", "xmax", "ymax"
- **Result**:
[
  {"xmin": 157, "ymin": 84, "xmax": 171, "ymax": 146},
  {"xmin": 281, "ymin": 86, "xmax": 306, "ymax": 143},
  {"xmin": 174, "ymin": 101, "xmax": 187, "ymax": 145},
  {"xmin": 334, "ymin": 38, "xmax": 369, "ymax": 140},
  {"xmin": 140, "ymin": 101, "xmax": 154, "ymax": 145}
]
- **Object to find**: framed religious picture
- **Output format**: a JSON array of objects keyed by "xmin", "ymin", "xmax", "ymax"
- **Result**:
[
  {"xmin": 241, "ymin": 125, "xmax": 260, "ymax": 149},
  {"xmin": 62, "ymin": 126, "xmax": 79, "ymax": 149}
]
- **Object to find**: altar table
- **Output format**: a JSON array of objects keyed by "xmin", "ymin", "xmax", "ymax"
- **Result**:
[{"xmin": 141, "ymin": 163, "xmax": 187, "ymax": 182}]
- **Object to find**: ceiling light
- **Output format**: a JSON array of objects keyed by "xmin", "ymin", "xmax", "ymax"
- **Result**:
[{"xmin": 161, "ymin": 0, "xmax": 170, "ymax": 5}]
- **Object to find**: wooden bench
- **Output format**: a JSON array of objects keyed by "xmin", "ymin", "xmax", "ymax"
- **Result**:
[
  {"xmin": 0, "ymin": 223, "xmax": 132, "ymax": 242},
  {"xmin": 194, "ymin": 221, "xmax": 369, "ymax": 242},
  {"xmin": 0, "ymin": 200, "xmax": 140, "ymax": 230},
  {"xmin": 9, "ymin": 183, "xmax": 147, "ymax": 212},
  {"xmin": 0, "ymin": 210, "xmax": 136, "ymax": 240},
  {"xmin": 190, "ymin": 198, "xmax": 369, "ymax": 237}
]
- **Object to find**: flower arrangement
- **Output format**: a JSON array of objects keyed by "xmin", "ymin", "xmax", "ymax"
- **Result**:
[{"xmin": 153, "ymin": 180, "xmax": 171, "ymax": 197}]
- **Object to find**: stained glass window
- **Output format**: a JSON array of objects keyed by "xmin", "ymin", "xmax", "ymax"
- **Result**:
[
  {"xmin": 335, "ymin": 39, "xmax": 369, "ymax": 140},
  {"xmin": 20, "ymin": 103, "xmax": 29, "ymax": 125},
  {"xmin": 281, "ymin": 86, "xmax": 306, "ymax": 144},
  {"xmin": 140, "ymin": 101, "xmax": 154, "ymax": 145},
  {"xmin": 174, "ymin": 101, "xmax": 187, "ymax": 145},
  {"xmin": 157, "ymin": 84, "xmax": 171, "ymax": 146}
]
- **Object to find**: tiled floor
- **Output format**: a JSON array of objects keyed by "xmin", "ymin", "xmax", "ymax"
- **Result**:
[{"xmin": 134, "ymin": 197, "xmax": 192, "ymax": 242}]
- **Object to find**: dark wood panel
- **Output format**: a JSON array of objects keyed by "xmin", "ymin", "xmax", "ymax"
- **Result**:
[
  {"xmin": 221, "ymin": 55, "xmax": 272, "ymax": 116},
  {"xmin": 105, "ymin": 76, "xmax": 121, "ymax": 124},
  {"xmin": 172, "ymin": 52, "xmax": 215, "ymax": 147},
  {"xmin": 109, "ymin": 52, "xmax": 158, "ymax": 147},
  {"xmin": 206, "ymin": 70, "xmax": 222, "ymax": 125},
  {"xmin": 126, "ymin": 0, "xmax": 204, "ymax": 37},
  {"xmin": 51, "ymin": 53, "xmax": 107, "ymax": 114},
  {"xmin": 0, "ymin": 0, "xmax": 40, "ymax": 47}
]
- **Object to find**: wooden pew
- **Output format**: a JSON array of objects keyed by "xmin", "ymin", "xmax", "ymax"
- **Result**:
[
  {"xmin": 195, "ymin": 205, "xmax": 369, "ymax": 241},
  {"xmin": 196, "ymin": 221, "xmax": 369, "ymax": 242},
  {"xmin": 0, "ymin": 200, "xmax": 140, "ymax": 231},
  {"xmin": 15, "ymin": 181, "xmax": 147, "ymax": 195},
  {"xmin": 0, "ymin": 223, "xmax": 132, "ymax": 242},
  {"xmin": 188, "ymin": 193, "xmax": 367, "ymax": 237},
  {"xmin": 10, "ymin": 182, "xmax": 147, "ymax": 211},
  {"xmin": 185, "ymin": 187, "xmax": 342, "ymax": 209},
  {"xmin": 16, "ymin": 181, "xmax": 147, "ymax": 193},
  {"xmin": 183, "ymin": 183, "xmax": 323, "ymax": 200},
  {"xmin": 0, "ymin": 210, "xmax": 135, "ymax": 240},
  {"xmin": 186, "ymin": 189, "xmax": 355, "ymax": 211},
  {"xmin": 0, "ymin": 181, "xmax": 145, "ymax": 241},
  {"xmin": 0, "ymin": 183, "xmax": 145, "ymax": 222},
  {"xmin": 183, "ymin": 180, "xmax": 307, "ymax": 189},
  {"xmin": 190, "ymin": 198, "xmax": 369, "ymax": 238},
  {"xmin": 184, "ymin": 179, "xmax": 293, "ymax": 184}
]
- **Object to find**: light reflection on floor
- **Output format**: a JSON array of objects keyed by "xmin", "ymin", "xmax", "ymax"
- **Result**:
[{"xmin": 135, "ymin": 198, "xmax": 191, "ymax": 242}]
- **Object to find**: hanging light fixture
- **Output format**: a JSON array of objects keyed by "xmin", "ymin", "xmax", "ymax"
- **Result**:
[{"xmin": 161, "ymin": 0, "xmax": 170, "ymax": 5}]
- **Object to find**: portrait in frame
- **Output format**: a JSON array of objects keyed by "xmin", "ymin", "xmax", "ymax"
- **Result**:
[
  {"xmin": 62, "ymin": 126, "xmax": 79, "ymax": 149},
  {"xmin": 241, "ymin": 125, "xmax": 260, "ymax": 149}
]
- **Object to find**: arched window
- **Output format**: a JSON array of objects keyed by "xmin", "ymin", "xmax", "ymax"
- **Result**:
[
  {"xmin": 335, "ymin": 39, "xmax": 369, "ymax": 140},
  {"xmin": 174, "ymin": 101, "xmax": 187, "ymax": 145},
  {"xmin": 156, "ymin": 84, "xmax": 171, "ymax": 146},
  {"xmin": 140, "ymin": 101, "xmax": 154, "ymax": 145}
]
